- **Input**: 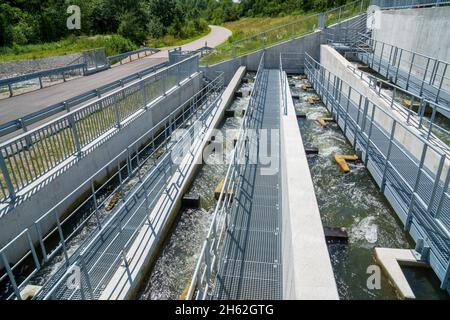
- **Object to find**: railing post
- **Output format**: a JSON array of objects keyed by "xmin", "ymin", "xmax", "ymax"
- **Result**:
[
  {"xmin": 79, "ymin": 253, "xmax": 94, "ymax": 299},
  {"xmin": 406, "ymin": 53, "xmax": 416, "ymax": 91},
  {"xmin": 435, "ymin": 63, "xmax": 447, "ymax": 103},
  {"xmin": 435, "ymin": 167, "xmax": 449, "ymax": 220},
  {"xmin": 318, "ymin": 13, "xmax": 325, "ymax": 30},
  {"xmin": 381, "ymin": 121, "xmax": 397, "ymax": 193},
  {"xmin": 114, "ymin": 94, "xmax": 122, "ymax": 129},
  {"xmin": 68, "ymin": 114, "xmax": 82, "ymax": 158},
  {"xmin": 405, "ymin": 144, "xmax": 428, "ymax": 231},
  {"xmin": 0, "ymin": 252, "xmax": 22, "ymax": 300},
  {"xmin": 364, "ymin": 105, "xmax": 376, "ymax": 166},
  {"xmin": 427, "ymin": 154, "xmax": 446, "ymax": 216},
  {"xmin": 0, "ymin": 148, "xmax": 17, "ymax": 201},
  {"xmin": 8, "ymin": 83, "xmax": 13, "ymax": 97}
]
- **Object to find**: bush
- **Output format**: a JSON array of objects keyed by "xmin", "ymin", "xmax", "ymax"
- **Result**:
[
  {"xmin": 117, "ymin": 11, "xmax": 147, "ymax": 44},
  {"xmin": 104, "ymin": 35, "xmax": 137, "ymax": 56}
]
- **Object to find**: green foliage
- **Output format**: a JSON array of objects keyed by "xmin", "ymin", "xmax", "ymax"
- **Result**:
[{"xmin": 0, "ymin": 0, "xmax": 356, "ymax": 60}]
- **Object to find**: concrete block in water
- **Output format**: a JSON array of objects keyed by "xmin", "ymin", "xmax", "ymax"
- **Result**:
[
  {"xmin": 305, "ymin": 146, "xmax": 319, "ymax": 155},
  {"xmin": 235, "ymin": 88, "xmax": 251, "ymax": 98},
  {"xmin": 324, "ymin": 227, "xmax": 348, "ymax": 243},
  {"xmin": 225, "ymin": 109, "xmax": 235, "ymax": 118},
  {"xmin": 296, "ymin": 112, "xmax": 307, "ymax": 119},
  {"xmin": 375, "ymin": 248, "xmax": 428, "ymax": 299},
  {"xmin": 182, "ymin": 193, "xmax": 200, "ymax": 208},
  {"xmin": 20, "ymin": 285, "xmax": 42, "ymax": 300}
]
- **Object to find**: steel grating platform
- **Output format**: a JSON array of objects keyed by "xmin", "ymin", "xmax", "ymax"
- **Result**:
[{"xmin": 212, "ymin": 69, "xmax": 282, "ymax": 300}]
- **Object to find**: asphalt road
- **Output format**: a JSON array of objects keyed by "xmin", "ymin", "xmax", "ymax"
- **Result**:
[{"xmin": 0, "ymin": 25, "xmax": 231, "ymax": 142}]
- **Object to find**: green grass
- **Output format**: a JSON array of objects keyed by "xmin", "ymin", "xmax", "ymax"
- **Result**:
[
  {"xmin": 203, "ymin": 14, "xmax": 318, "ymax": 65},
  {"xmin": 0, "ymin": 27, "xmax": 212, "ymax": 63},
  {"xmin": 146, "ymin": 26, "xmax": 211, "ymax": 49},
  {"xmin": 0, "ymin": 35, "xmax": 138, "ymax": 63},
  {"xmin": 202, "ymin": 1, "xmax": 366, "ymax": 65}
]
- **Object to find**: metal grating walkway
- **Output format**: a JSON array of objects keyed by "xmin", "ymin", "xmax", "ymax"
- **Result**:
[{"xmin": 212, "ymin": 69, "xmax": 282, "ymax": 300}]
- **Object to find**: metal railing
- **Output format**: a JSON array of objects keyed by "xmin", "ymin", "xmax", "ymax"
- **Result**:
[
  {"xmin": 0, "ymin": 60, "xmax": 168, "ymax": 139},
  {"xmin": 325, "ymin": 12, "xmax": 369, "ymax": 46},
  {"xmin": 201, "ymin": 0, "xmax": 370, "ymax": 65},
  {"xmin": 0, "ymin": 74, "xmax": 224, "ymax": 300},
  {"xmin": 346, "ymin": 65, "xmax": 450, "ymax": 145},
  {"xmin": 0, "ymin": 55, "xmax": 199, "ymax": 204},
  {"xmin": 354, "ymin": 33, "xmax": 450, "ymax": 107},
  {"xmin": 370, "ymin": 0, "xmax": 450, "ymax": 9},
  {"xmin": 305, "ymin": 53, "xmax": 450, "ymax": 290},
  {"xmin": 107, "ymin": 47, "xmax": 160, "ymax": 65},
  {"xmin": 82, "ymin": 48, "xmax": 109, "ymax": 74},
  {"xmin": 41, "ymin": 73, "xmax": 224, "ymax": 300},
  {"xmin": 186, "ymin": 52, "xmax": 266, "ymax": 300},
  {"xmin": 0, "ymin": 63, "xmax": 86, "ymax": 98}
]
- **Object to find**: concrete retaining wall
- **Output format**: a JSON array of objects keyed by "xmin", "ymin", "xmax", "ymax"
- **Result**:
[
  {"xmin": 280, "ymin": 71, "xmax": 339, "ymax": 300},
  {"xmin": 0, "ymin": 74, "xmax": 202, "ymax": 264},
  {"xmin": 373, "ymin": 7, "xmax": 450, "ymax": 92},
  {"xmin": 373, "ymin": 7, "xmax": 450, "ymax": 64}
]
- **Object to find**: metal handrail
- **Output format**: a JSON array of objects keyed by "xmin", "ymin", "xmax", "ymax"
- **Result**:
[
  {"xmin": 346, "ymin": 64, "xmax": 450, "ymax": 145},
  {"xmin": 353, "ymin": 32, "xmax": 450, "ymax": 105},
  {"xmin": 0, "ymin": 74, "xmax": 224, "ymax": 300},
  {"xmin": 40, "ymin": 74, "xmax": 224, "ymax": 300},
  {"xmin": 0, "ymin": 63, "xmax": 86, "ymax": 98},
  {"xmin": 0, "ymin": 61, "xmax": 168, "ymax": 138},
  {"xmin": 187, "ymin": 52, "xmax": 265, "ymax": 300},
  {"xmin": 0, "ymin": 55, "xmax": 199, "ymax": 203},
  {"xmin": 107, "ymin": 47, "xmax": 160, "ymax": 64},
  {"xmin": 305, "ymin": 53, "xmax": 450, "ymax": 289}
]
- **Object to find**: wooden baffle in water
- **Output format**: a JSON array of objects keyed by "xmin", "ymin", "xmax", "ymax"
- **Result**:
[
  {"xmin": 316, "ymin": 117, "xmax": 335, "ymax": 128},
  {"xmin": 214, "ymin": 179, "xmax": 234, "ymax": 200},
  {"xmin": 307, "ymin": 96, "xmax": 320, "ymax": 104},
  {"xmin": 334, "ymin": 155, "xmax": 359, "ymax": 173}
]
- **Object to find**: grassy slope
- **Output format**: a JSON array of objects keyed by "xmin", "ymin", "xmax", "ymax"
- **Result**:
[
  {"xmin": 203, "ymin": 14, "xmax": 316, "ymax": 65},
  {"xmin": 146, "ymin": 26, "xmax": 211, "ymax": 49}
]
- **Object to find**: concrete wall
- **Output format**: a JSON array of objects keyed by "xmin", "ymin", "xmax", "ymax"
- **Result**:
[
  {"xmin": 280, "ymin": 72, "xmax": 339, "ymax": 300},
  {"xmin": 373, "ymin": 7, "xmax": 450, "ymax": 91},
  {"xmin": 373, "ymin": 7, "xmax": 450, "ymax": 64},
  {"xmin": 0, "ymin": 74, "xmax": 202, "ymax": 264}
]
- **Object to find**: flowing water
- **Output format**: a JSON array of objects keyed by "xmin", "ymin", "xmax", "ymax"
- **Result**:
[
  {"xmin": 138, "ymin": 75, "xmax": 255, "ymax": 300},
  {"xmin": 290, "ymin": 75, "xmax": 448, "ymax": 300}
]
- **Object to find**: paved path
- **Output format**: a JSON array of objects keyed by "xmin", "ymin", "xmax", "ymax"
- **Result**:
[
  {"xmin": 0, "ymin": 25, "xmax": 231, "ymax": 141},
  {"xmin": 152, "ymin": 25, "xmax": 232, "ymax": 58}
]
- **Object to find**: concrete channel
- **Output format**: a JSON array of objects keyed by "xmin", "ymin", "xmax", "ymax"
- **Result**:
[{"xmin": 290, "ymin": 74, "xmax": 449, "ymax": 299}]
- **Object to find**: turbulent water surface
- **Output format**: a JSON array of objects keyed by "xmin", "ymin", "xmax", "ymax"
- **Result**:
[{"xmin": 290, "ymin": 75, "xmax": 447, "ymax": 300}]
